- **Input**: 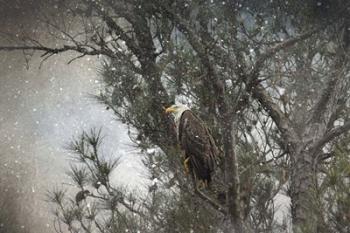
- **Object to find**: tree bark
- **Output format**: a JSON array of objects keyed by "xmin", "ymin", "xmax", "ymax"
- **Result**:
[
  {"xmin": 222, "ymin": 120, "xmax": 242, "ymax": 233},
  {"xmin": 290, "ymin": 148, "xmax": 317, "ymax": 233}
]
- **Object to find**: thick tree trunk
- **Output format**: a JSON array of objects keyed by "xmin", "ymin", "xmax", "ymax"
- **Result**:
[
  {"xmin": 223, "ymin": 218, "xmax": 242, "ymax": 233},
  {"xmin": 290, "ymin": 149, "xmax": 317, "ymax": 233},
  {"xmin": 222, "ymin": 120, "xmax": 243, "ymax": 233}
]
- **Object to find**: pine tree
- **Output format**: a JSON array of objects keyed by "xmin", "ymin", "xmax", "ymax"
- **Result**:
[{"xmin": 2, "ymin": 1, "xmax": 350, "ymax": 232}]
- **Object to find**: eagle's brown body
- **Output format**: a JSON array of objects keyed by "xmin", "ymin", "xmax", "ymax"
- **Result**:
[{"xmin": 178, "ymin": 110, "xmax": 219, "ymax": 185}]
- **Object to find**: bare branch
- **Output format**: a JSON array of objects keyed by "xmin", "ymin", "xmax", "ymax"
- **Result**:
[
  {"xmin": 308, "ymin": 59, "xmax": 346, "ymax": 125},
  {"xmin": 243, "ymin": 28, "xmax": 330, "ymax": 149},
  {"xmin": 85, "ymin": 0, "xmax": 141, "ymax": 57},
  {"xmin": 0, "ymin": 44, "xmax": 116, "ymax": 58},
  {"xmin": 194, "ymin": 188, "xmax": 227, "ymax": 215},
  {"xmin": 248, "ymin": 82, "xmax": 299, "ymax": 149},
  {"xmin": 312, "ymin": 121, "xmax": 350, "ymax": 151},
  {"xmin": 250, "ymin": 28, "xmax": 320, "ymax": 78},
  {"xmin": 67, "ymin": 54, "xmax": 87, "ymax": 64}
]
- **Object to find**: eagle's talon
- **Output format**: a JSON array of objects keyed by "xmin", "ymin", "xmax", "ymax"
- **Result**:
[
  {"xmin": 197, "ymin": 180, "xmax": 209, "ymax": 190},
  {"xmin": 183, "ymin": 157, "xmax": 190, "ymax": 176},
  {"xmin": 204, "ymin": 180, "xmax": 208, "ymax": 188},
  {"xmin": 196, "ymin": 180, "xmax": 208, "ymax": 190}
]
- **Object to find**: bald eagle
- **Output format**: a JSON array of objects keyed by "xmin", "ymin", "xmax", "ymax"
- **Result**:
[{"xmin": 165, "ymin": 104, "xmax": 220, "ymax": 188}]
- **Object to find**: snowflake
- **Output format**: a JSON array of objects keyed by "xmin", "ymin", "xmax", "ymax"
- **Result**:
[{"xmin": 147, "ymin": 148, "xmax": 155, "ymax": 154}]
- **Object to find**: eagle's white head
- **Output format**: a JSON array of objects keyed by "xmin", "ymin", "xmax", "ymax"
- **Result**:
[{"xmin": 165, "ymin": 104, "xmax": 190, "ymax": 129}]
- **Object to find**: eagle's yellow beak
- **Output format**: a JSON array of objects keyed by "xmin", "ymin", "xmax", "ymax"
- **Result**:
[{"xmin": 165, "ymin": 106, "xmax": 176, "ymax": 114}]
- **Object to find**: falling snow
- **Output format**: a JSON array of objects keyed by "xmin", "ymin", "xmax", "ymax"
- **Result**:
[{"xmin": 0, "ymin": 31, "xmax": 141, "ymax": 233}]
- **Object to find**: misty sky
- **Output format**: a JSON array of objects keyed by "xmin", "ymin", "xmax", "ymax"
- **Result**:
[{"xmin": 0, "ymin": 1, "xmax": 144, "ymax": 232}]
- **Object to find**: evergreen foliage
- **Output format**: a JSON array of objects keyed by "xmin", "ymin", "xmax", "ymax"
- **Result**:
[{"xmin": 2, "ymin": 0, "xmax": 350, "ymax": 232}]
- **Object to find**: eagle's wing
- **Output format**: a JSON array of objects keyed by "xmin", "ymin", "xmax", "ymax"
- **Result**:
[{"xmin": 179, "ymin": 110, "xmax": 218, "ymax": 181}]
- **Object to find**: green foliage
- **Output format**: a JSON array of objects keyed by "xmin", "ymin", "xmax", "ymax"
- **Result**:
[
  {"xmin": 37, "ymin": 0, "xmax": 350, "ymax": 232},
  {"xmin": 317, "ymin": 137, "xmax": 350, "ymax": 233},
  {"xmin": 49, "ymin": 129, "xmax": 224, "ymax": 233}
]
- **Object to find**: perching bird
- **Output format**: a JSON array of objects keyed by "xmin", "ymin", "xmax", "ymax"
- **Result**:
[
  {"xmin": 165, "ymin": 104, "xmax": 220, "ymax": 188},
  {"xmin": 75, "ymin": 190, "xmax": 90, "ymax": 205}
]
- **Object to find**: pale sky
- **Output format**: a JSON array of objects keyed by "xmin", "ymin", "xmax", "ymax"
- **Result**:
[{"xmin": 0, "ymin": 2, "xmax": 145, "ymax": 232}]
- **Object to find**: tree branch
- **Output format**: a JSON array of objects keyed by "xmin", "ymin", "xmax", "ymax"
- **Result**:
[
  {"xmin": 312, "ymin": 121, "xmax": 350, "ymax": 152},
  {"xmin": 250, "ymin": 28, "xmax": 320, "ymax": 78},
  {"xmin": 248, "ymin": 82, "xmax": 299, "ymax": 149},
  {"xmin": 95, "ymin": 8, "xmax": 141, "ymax": 57},
  {"xmin": 0, "ymin": 45, "xmax": 116, "ymax": 58},
  {"xmin": 194, "ymin": 188, "xmax": 227, "ymax": 215},
  {"xmin": 308, "ymin": 59, "xmax": 346, "ymax": 125},
  {"xmin": 243, "ymin": 28, "xmax": 326, "ymax": 149}
]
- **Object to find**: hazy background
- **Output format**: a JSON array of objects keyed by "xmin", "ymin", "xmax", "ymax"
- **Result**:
[{"xmin": 0, "ymin": 1, "xmax": 144, "ymax": 232}]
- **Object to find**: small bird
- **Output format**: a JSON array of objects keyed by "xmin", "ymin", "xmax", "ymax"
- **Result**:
[
  {"xmin": 75, "ymin": 190, "xmax": 90, "ymax": 205},
  {"xmin": 165, "ymin": 104, "xmax": 220, "ymax": 189}
]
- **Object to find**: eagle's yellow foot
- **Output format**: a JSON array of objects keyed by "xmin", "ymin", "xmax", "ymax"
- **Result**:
[
  {"xmin": 197, "ymin": 180, "xmax": 208, "ymax": 190},
  {"xmin": 203, "ymin": 180, "xmax": 208, "ymax": 188},
  {"xmin": 183, "ymin": 157, "xmax": 190, "ymax": 176}
]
